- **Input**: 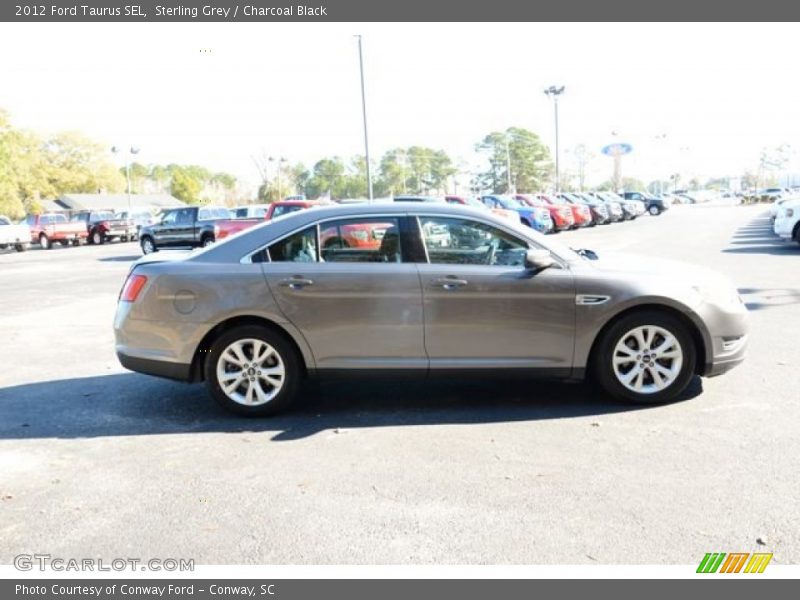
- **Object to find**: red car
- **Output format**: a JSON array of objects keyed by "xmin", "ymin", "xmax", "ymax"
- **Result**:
[
  {"xmin": 215, "ymin": 200, "xmax": 328, "ymax": 240},
  {"xmin": 25, "ymin": 213, "xmax": 88, "ymax": 249},
  {"xmin": 532, "ymin": 194, "xmax": 591, "ymax": 228},
  {"xmin": 514, "ymin": 194, "xmax": 574, "ymax": 231}
]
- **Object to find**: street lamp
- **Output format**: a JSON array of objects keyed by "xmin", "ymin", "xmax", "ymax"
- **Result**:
[
  {"xmin": 111, "ymin": 145, "xmax": 140, "ymax": 212},
  {"xmin": 355, "ymin": 35, "xmax": 374, "ymax": 202},
  {"xmin": 544, "ymin": 85, "xmax": 566, "ymax": 192},
  {"xmin": 269, "ymin": 156, "xmax": 288, "ymax": 200}
]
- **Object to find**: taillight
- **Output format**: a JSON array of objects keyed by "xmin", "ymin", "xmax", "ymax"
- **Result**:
[{"xmin": 119, "ymin": 274, "xmax": 148, "ymax": 302}]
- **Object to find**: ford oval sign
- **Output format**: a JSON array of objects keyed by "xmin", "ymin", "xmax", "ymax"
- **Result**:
[{"xmin": 602, "ymin": 143, "xmax": 633, "ymax": 157}]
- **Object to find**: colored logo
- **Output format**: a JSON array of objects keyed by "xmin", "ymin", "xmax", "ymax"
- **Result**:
[
  {"xmin": 601, "ymin": 143, "xmax": 633, "ymax": 157},
  {"xmin": 697, "ymin": 552, "xmax": 773, "ymax": 573}
]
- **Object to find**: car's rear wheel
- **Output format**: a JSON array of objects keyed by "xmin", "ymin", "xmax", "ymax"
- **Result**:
[
  {"xmin": 201, "ymin": 235, "xmax": 215, "ymax": 248},
  {"xmin": 140, "ymin": 236, "xmax": 156, "ymax": 254},
  {"xmin": 205, "ymin": 325, "xmax": 301, "ymax": 417},
  {"xmin": 39, "ymin": 234, "xmax": 51, "ymax": 249},
  {"xmin": 14, "ymin": 243, "xmax": 27, "ymax": 252},
  {"xmin": 593, "ymin": 310, "xmax": 696, "ymax": 404},
  {"xmin": 649, "ymin": 205, "xmax": 661, "ymax": 216}
]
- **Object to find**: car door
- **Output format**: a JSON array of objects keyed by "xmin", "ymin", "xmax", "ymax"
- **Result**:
[
  {"xmin": 415, "ymin": 215, "xmax": 576, "ymax": 374},
  {"xmin": 150, "ymin": 210, "xmax": 177, "ymax": 246},
  {"xmin": 259, "ymin": 215, "xmax": 426, "ymax": 371},
  {"xmin": 172, "ymin": 208, "xmax": 197, "ymax": 246}
]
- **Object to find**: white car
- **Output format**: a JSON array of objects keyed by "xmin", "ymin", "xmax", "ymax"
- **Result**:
[
  {"xmin": 0, "ymin": 215, "xmax": 31, "ymax": 252},
  {"xmin": 231, "ymin": 204, "xmax": 270, "ymax": 219},
  {"xmin": 773, "ymin": 198, "xmax": 800, "ymax": 244}
]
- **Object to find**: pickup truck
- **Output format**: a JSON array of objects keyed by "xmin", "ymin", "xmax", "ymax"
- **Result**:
[
  {"xmin": 620, "ymin": 191, "xmax": 669, "ymax": 216},
  {"xmin": 138, "ymin": 205, "xmax": 232, "ymax": 254},
  {"xmin": 70, "ymin": 210, "xmax": 137, "ymax": 245},
  {"xmin": 214, "ymin": 200, "xmax": 325, "ymax": 241},
  {"xmin": 0, "ymin": 215, "xmax": 31, "ymax": 252},
  {"xmin": 25, "ymin": 213, "xmax": 88, "ymax": 249}
]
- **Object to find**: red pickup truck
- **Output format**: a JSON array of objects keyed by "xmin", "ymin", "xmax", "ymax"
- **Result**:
[
  {"xmin": 214, "ymin": 200, "xmax": 326, "ymax": 241},
  {"xmin": 25, "ymin": 213, "xmax": 88, "ymax": 249}
]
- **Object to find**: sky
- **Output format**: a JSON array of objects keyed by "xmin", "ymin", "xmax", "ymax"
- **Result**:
[{"xmin": 1, "ymin": 22, "xmax": 800, "ymax": 193}]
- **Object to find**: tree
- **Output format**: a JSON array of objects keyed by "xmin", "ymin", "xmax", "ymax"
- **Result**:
[
  {"xmin": 476, "ymin": 127, "xmax": 552, "ymax": 193},
  {"xmin": 170, "ymin": 168, "xmax": 202, "ymax": 204}
]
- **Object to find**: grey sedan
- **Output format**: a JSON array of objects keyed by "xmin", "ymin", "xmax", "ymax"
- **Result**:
[{"xmin": 114, "ymin": 203, "xmax": 748, "ymax": 416}]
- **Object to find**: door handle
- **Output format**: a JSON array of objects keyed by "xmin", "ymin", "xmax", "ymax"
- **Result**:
[
  {"xmin": 279, "ymin": 277, "xmax": 314, "ymax": 289},
  {"xmin": 433, "ymin": 277, "xmax": 468, "ymax": 290}
]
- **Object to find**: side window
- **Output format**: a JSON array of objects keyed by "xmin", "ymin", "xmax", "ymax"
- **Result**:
[
  {"xmin": 177, "ymin": 209, "xmax": 194, "ymax": 223},
  {"xmin": 268, "ymin": 226, "xmax": 318, "ymax": 263},
  {"xmin": 161, "ymin": 211, "xmax": 177, "ymax": 225},
  {"xmin": 419, "ymin": 217, "xmax": 528, "ymax": 267},
  {"xmin": 319, "ymin": 218, "xmax": 401, "ymax": 263}
]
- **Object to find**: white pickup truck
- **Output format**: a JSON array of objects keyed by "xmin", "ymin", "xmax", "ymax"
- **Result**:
[
  {"xmin": 773, "ymin": 199, "xmax": 800, "ymax": 245},
  {"xmin": 0, "ymin": 215, "xmax": 31, "ymax": 252}
]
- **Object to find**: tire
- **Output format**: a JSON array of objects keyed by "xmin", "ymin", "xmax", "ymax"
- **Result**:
[
  {"xmin": 92, "ymin": 230, "xmax": 104, "ymax": 245},
  {"xmin": 0, "ymin": 244, "xmax": 6, "ymax": 249},
  {"xmin": 140, "ymin": 236, "xmax": 156, "ymax": 254},
  {"xmin": 648, "ymin": 205, "xmax": 661, "ymax": 216},
  {"xmin": 793, "ymin": 222, "xmax": 800, "ymax": 245},
  {"xmin": 201, "ymin": 235, "xmax": 215, "ymax": 248},
  {"xmin": 59, "ymin": 240, "xmax": 70, "ymax": 246},
  {"xmin": 205, "ymin": 325, "xmax": 301, "ymax": 417},
  {"xmin": 39, "ymin": 234, "xmax": 51, "ymax": 250},
  {"xmin": 592, "ymin": 310, "xmax": 696, "ymax": 404},
  {"xmin": 15, "ymin": 243, "xmax": 27, "ymax": 252}
]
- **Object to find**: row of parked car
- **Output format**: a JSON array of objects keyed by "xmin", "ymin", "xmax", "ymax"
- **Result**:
[
  {"xmin": 133, "ymin": 191, "xmax": 670, "ymax": 254},
  {"xmin": 0, "ymin": 189, "xmax": 672, "ymax": 255},
  {"xmin": 0, "ymin": 209, "xmax": 158, "ymax": 252}
]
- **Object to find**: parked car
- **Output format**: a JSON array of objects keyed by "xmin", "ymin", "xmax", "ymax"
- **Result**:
[
  {"xmin": 393, "ymin": 195, "xmax": 444, "ymax": 203},
  {"xmin": 445, "ymin": 195, "xmax": 517, "ymax": 221},
  {"xmin": 558, "ymin": 193, "xmax": 608, "ymax": 226},
  {"xmin": 215, "ymin": 200, "xmax": 328, "ymax": 241},
  {"xmin": 620, "ymin": 191, "xmax": 669, "ymax": 216},
  {"xmin": 0, "ymin": 215, "xmax": 31, "ymax": 252},
  {"xmin": 71, "ymin": 210, "xmax": 137, "ymax": 245},
  {"xmin": 115, "ymin": 209, "xmax": 156, "ymax": 236},
  {"xmin": 773, "ymin": 198, "xmax": 800, "ymax": 244},
  {"xmin": 537, "ymin": 194, "xmax": 592, "ymax": 228},
  {"xmin": 232, "ymin": 204, "xmax": 270, "ymax": 219},
  {"xmin": 587, "ymin": 192, "xmax": 625, "ymax": 222},
  {"xmin": 138, "ymin": 206, "xmax": 231, "ymax": 254},
  {"xmin": 514, "ymin": 194, "xmax": 574, "ymax": 231},
  {"xmin": 480, "ymin": 195, "xmax": 553, "ymax": 233},
  {"xmin": 25, "ymin": 213, "xmax": 88, "ymax": 249},
  {"xmin": 115, "ymin": 202, "xmax": 748, "ymax": 416}
]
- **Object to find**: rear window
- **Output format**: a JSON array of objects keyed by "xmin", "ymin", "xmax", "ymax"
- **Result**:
[{"xmin": 271, "ymin": 205, "xmax": 305, "ymax": 219}]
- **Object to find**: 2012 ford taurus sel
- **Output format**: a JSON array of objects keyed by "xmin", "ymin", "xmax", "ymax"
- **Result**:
[{"xmin": 114, "ymin": 203, "xmax": 748, "ymax": 416}]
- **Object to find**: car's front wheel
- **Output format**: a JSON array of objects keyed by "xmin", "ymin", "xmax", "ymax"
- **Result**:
[
  {"xmin": 39, "ymin": 234, "xmax": 51, "ymax": 249},
  {"xmin": 648, "ymin": 205, "xmax": 661, "ymax": 216},
  {"xmin": 140, "ymin": 236, "xmax": 156, "ymax": 254},
  {"xmin": 205, "ymin": 325, "xmax": 301, "ymax": 416},
  {"xmin": 593, "ymin": 310, "xmax": 696, "ymax": 404}
]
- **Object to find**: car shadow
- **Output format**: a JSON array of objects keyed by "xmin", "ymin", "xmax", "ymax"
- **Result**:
[
  {"xmin": 723, "ymin": 214, "xmax": 796, "ymax": 255},
  {"xmin": 97, "ymin": 255, "xmax": 141, "ymax": 262},
  {"xmin": 737, "ymin": 286, "xmax": 800, "ymax": 311},
  {"xmin": 0, "ymin": 372, "xmax": 703, "ymax": 442}
]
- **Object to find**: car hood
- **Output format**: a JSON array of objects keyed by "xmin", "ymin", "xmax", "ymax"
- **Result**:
[{"xmin": 582, "ymin": 252, "xmax": 734, "ymax": 288}]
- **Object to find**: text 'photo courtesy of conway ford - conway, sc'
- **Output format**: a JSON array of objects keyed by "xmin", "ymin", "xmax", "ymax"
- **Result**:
[{"xmin": 114, "ymin": 202, "xmax": 748, "ymax": 416}]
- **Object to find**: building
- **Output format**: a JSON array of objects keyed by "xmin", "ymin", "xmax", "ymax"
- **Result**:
[{"xmin": 55, "ymin": 193, "xmax": 185, "ymax": 214}]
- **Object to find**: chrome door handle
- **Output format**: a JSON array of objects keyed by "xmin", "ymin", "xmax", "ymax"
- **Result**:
[
  {"xmin": 280, "ymin": 277, "xmax": 314, "ymax": 289},
  {"xmin": 433, "ymin": 277, "xmax": 468, "ymax": 290}
]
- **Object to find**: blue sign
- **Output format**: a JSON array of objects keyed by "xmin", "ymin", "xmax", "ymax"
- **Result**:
[{"xmin": 602, "ymin": 143, "xmax": 633, "ymax": 157}]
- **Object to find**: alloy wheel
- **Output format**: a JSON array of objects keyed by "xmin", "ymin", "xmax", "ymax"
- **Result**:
[
  {"xmin": 612, "ymin": 325, "xmax": 683, "ymax": 394},
  {"xmin": 216, "ymin": 338, "xmax": 286, "ymax": 406}
]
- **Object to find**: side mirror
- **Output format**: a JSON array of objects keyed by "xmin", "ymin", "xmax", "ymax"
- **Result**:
[{"xmin": 524, "ymin": 248, "xmax": 555, "ymax": 271}]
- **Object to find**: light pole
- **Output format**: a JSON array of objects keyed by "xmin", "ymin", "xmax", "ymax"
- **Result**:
[
  {"xmin": 269, "ymin": 156, "xmax": 288, "ymax": 201},
  {"xmin": 355, "ymin": 35, "xmax": 374, "ymax": 202},
  {"xmin": 654, "ymin": 133, "xmax": 667, "ymax": 194},
  {"xmin": 544, "ymin": 85, "xmax": 565, "ymax": 192},
  {"xmin": 111, "ymin": 145, "xmax": 140, "ymax": 212}
]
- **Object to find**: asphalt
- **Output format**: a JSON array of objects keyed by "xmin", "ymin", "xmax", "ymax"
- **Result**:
[{"xmin": 0, "ymin": 203, "xmax": 798, "ymax": 565}]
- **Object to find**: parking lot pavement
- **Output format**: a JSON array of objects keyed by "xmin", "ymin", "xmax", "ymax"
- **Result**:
[{"xmin": 1, "ymin": 205, "xmax": 799, "ymax": 565}]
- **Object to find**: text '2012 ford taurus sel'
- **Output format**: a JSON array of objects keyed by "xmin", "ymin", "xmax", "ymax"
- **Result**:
[{"xmin": 114, "ymin": 203, "xmax": 748, "ymax": 416}]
